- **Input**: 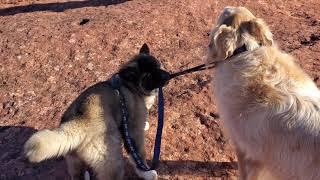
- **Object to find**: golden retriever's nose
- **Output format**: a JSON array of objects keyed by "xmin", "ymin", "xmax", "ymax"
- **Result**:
[
  {"xmin": 218, "ymin": 6, "xmax": 236, "ymax": 24},
  {"xmin": 222, "ymin": 6, "xmax": 236, "ymax": 16}
]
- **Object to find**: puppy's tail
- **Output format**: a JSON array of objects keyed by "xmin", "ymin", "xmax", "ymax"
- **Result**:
[
  {"xmin": 24, "ymin": 121, "xmax": 85, "ymax": 163},
  {"xmin": 24, "ymin": 95, "xmax": 104, "ymax": 163}
]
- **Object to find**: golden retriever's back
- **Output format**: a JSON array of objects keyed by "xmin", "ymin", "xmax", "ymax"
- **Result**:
[{"xmin": 207, "ymin": 6, "xmax": 320, "ymax": 180}]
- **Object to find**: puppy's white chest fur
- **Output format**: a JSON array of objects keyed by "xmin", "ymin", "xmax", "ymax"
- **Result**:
[{"xmin": 144, "ymin": 89, "xmax": 158, "ymax": 110}]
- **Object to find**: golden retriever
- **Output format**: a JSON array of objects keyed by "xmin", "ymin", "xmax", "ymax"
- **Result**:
[{"xmin": 206, "ymin": 6, "xmax": 320, "ymax": 180}]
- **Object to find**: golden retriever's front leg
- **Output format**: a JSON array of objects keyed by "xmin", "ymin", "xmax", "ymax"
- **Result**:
[
  {"xmin": 236, "ymin": 148, "xmax": 262, "ymax": 180},
  {"xmin": 245, "ymin": 159, "xmax": 261, "ymax": 180},
  {"xmin": 236, "ymin": 148, "xmax": 248, "ymax": 180}
]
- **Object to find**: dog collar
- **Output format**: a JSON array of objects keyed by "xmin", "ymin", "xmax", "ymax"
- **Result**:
[{"xmin": 230, "ymin": 44, "xmax": 247, "ymax": 58}]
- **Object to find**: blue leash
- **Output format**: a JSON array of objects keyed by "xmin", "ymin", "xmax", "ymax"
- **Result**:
[
  {"xmin": 151, "ymin": 87, "xmax": 164, "ymax": 169},
  {"xmin": 110, "ymin": 75, "xmax": 164, "ymax": 171}
]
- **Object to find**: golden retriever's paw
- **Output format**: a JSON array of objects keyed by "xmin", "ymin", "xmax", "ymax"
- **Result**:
[{"xmin": 24, "ymin": 130, "xmax": 56, "ymax": 162}]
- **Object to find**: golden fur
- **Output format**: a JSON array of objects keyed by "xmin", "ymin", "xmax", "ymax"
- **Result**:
[
  {"xmin": 24, "ymin": 44, "xmax": 171, "ymax": 180},
  {"xmin": 207, "ymin": 6, "xmax": 320, "ymax": 180}
]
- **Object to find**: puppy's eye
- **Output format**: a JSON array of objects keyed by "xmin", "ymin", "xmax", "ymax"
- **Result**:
[
  {"xmin": 141, "ymin": 73, "xmax": 155, "ymax": 90},
  {"xmin": 143, "ymin": 73, "xmax": 152, "ymax": 81},
  {"xmin": 119, "ymin": 67, "xmax": 138, "ymax": 82}
]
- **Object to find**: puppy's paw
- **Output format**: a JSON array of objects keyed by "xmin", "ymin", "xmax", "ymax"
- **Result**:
[
  {"xmin": 144, "ymin": 122, "xmax": 150, "ymax": 131},
  {"xmin": 142, "ymin": 170, "xmax": 158, "ymax": 180},
  {"xmin": 135, "ymin": 168, "xmax": 158, "ymax": 180},
  {"xmin": 84, "ymin": 170, "xmax": 90, "ymax": 180},
  {"xmin": 24, "ymin": 130, "xmax": 56, "ymax": 162}
]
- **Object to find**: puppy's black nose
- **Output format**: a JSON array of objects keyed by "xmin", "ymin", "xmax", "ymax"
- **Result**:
[
  {"xmin": 160, "ymin": 70, "xmax": 171, "ymax": 81},
  {"xmin": 158, "ymin": 70, "xmax": 171, "ymax": 87}
]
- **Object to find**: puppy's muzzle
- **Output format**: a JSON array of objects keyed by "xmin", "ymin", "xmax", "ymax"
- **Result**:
[{"xmin": 159, "ymin": 70, "xmax": 171, "ymax": 86}]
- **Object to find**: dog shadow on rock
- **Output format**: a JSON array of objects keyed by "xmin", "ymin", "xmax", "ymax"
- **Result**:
[
  {"xmin": 0, "ymin": 126, "xmax": 237, "ymax": 179},
  {"xmin": 0, "ymin": 126, "xmax": 68, "ymax": 180},
  {"xmin": 158, "ymin": 159, "xmax": 237, "ymax": 178},
  {"xmin": 0, "ymin": 0, "xmax": 129, "ymax": 16}
]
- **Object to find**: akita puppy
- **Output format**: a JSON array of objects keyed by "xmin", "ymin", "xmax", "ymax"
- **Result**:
[{"xmin": 24, "ymin": 44, "xmax": 170, "ymax": 180}]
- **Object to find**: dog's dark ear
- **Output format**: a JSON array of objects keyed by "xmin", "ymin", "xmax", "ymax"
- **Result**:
[
  {"xmin": 239, "ymin": 18, "xmax": 273, "ymax": 46},
  {"xmin": 139, "ymin": 43, "xmax": 150, "ymax": 54}
]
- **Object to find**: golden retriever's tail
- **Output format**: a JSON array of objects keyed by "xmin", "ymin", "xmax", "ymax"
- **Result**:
[{"xmin": 24, "ymin": 121, "xmax": 85, "ymax": 163}]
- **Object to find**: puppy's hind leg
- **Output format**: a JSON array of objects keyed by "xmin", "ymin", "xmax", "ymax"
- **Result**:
[
  {"xmin": 65, "ymin": 153, "xmax": 87, "ymax": 180},
  {"xmin": 78, "ymin": 130, "xmax": 125, "ymax": 179},
  {"xmin": 82, "ymin": 146, "xmax": 125, "ymax": 180}
]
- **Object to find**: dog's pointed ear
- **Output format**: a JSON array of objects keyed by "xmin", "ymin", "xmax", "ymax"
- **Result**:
[
  {"xmin": 212, "ymin": 25, "xmax": 237, "ymax": 59},
  {"xmin": 239, "ymin": 18, "xmax": 273, "ymax": 46},
  {"xmin": 139, "ymin": 43, "xmax": 150, "ymax": 54}
]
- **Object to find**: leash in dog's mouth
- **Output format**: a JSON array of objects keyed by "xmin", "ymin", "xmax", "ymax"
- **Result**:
[
  {"xmin": 107, "ymin": 44, "xmax": 248, "ymax": 173},
  {"xmin": 168, "ymin": 44, "xmax": 247, "ymax": 80},
  {"xmin": 169, "ymin": 61, "xmax": 216, "ymax": 79}
]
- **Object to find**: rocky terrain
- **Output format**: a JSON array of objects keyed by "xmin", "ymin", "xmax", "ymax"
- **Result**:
[{"xmin": 0, "ymin": 0, "xmax": 319, "ymax": 179}]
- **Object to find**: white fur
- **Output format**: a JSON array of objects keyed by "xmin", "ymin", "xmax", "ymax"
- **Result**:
[
  {"xmin": 135, "ymin": 169, "xmax": 158, "ymax": 180},
  {"xmin": 24, "ymin": 126, "xmax": 83, "ymax": 162},
  {"xmin": 144, "ymin": 89, "xmax": 157, "ymax": 131},
  {"xmin": 84, "ymin": 171, "xmax": 90, "ymax": 180}
]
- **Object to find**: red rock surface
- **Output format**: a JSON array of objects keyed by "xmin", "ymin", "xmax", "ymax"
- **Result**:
[{"xmin": 0, "ymin": 0, "xmax": 319, "ymax": 179}]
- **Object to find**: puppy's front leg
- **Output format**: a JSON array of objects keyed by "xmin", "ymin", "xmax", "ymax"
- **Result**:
[
  {"xmin": 129, "ymin": 131, "xmax": 157, "ymax": 180},
  {"xmin": 132, "ymin": 130, "xmax": 147, "ymax": 161}
]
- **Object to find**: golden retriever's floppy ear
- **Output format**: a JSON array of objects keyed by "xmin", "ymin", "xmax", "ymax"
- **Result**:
[
  {"xmin": 239, "ymin": 18, "xmax": 273, "ymax": 46},
  {"xmin": 212, "ymin": 25, "xmax": 237, "ymax": 59}
]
